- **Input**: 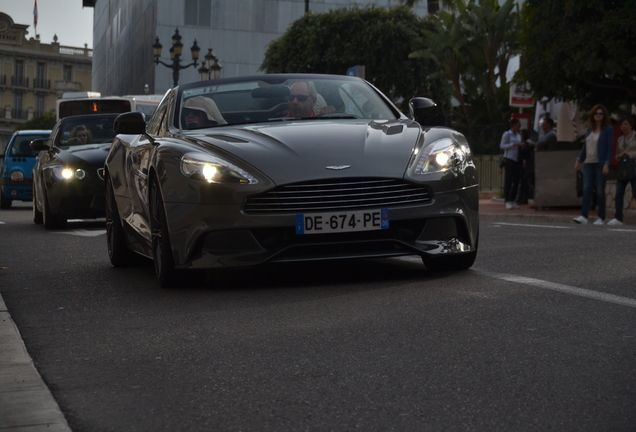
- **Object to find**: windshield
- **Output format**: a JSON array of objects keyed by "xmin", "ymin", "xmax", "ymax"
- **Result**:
[
  {"xmin": 177, "ymin": 76, "xmax": 399, "ymax": 130},
  {"xmin": 8, "ymin": 133, "xmax": 50, "ymax": 157},
  {"xmin": 57, "ymin": 115, "xmax": 118, "ymax": 147}
]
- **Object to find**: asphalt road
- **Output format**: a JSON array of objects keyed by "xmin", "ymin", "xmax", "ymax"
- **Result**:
[{"xmin": 1, "ymin": 202, "xmax": 635, "ymax": 431}]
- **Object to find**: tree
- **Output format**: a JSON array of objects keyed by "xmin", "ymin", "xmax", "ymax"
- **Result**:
[
  {"xmin": 260, "ymin": 6, "xmax": 453, "ymax": 112},
  {"xmin": 16, "ymin": 112, "xmax": 56, "ymax": 131},
  {"xmin": 409, "ymin": 9, "xmax": 470, "ymax": 119},
  {"xmin": 462, "ymin": 0, "xmax": 520, "ymax": 120},
  {"xmin": 410, "ymin": 0, "xmax": 520, "ymax": 125},
  {"xmin": 516, "ymin": 0, "xmax": 636, "ymax": 114}
]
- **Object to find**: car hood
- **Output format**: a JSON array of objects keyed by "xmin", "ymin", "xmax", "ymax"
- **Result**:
[
  {"xmin": 57, "ymin": 143, "xmax": 112, "ymax": 167},
  {"xmin": 191, "ymin": 119, "xmax": 421, "ymax": 184}
]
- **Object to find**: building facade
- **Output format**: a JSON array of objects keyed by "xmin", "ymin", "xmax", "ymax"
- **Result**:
[
  {"xmin": 90, "ymin": 0, "xmax": 432, "ymax": 97},
  {"xmin": 0, "ymin": 13, "xmax": 93, "ymax": 148}
]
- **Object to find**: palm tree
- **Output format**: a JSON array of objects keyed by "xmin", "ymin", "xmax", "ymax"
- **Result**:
[
  {"xmin": 409, "ymin": 7, "xmax": 470, "ymax": 119},
  {"xmin": 461, "ymin": 0, "xmax": 520, "ymax": 119}
]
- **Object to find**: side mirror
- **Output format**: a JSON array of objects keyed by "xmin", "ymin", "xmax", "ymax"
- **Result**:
[
  {"xmin": 30, "ymin": 138, "xmax": 50, "ymax": 151},
  {"xmin": 114, "ymin": 112, "xmax": 147, "ymax": 135},
  {"xmin": 409, "ymin": 97, "xmax": 445, "ymax": 127}
]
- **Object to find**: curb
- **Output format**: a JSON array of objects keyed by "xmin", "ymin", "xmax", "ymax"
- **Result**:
[{"xmin": 0, "ymin": 294, "xmax": 72, "ymax": 431}]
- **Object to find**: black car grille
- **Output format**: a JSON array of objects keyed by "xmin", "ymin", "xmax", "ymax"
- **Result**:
[{"xmin": 243, "ymin": 178, "xmax": 432, "ymax": 213}]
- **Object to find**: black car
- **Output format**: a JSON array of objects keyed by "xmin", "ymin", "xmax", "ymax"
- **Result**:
[
  {"xmin": 106, "ymin": 74, "xmax": 479, "ymax": 286},
  {"xmin": 31, "ymin": 114, "xmax": 119, "ymax": 228}
]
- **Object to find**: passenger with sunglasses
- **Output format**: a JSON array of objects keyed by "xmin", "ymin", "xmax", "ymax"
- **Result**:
[{"xmin": 573, "ymin": 104, "xmax": 614, "ymax": 224}]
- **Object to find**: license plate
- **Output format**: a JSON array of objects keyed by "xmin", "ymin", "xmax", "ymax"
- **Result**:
[{"xmin": 295, "ymin": 209, "xmax": 390, "ymax": 234}]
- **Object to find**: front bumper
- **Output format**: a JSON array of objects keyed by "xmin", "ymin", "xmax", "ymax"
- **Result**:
[
  {"xmin": 1, "ymin": 184, "xmax": 33, "ymax": 201},
  {"xmin": 166, "ymin": 186, "xmax": 479, "ymax": 270},
  {"xmin": 46, "ymin": 179, "xmax": 106, "ymax": 219}
]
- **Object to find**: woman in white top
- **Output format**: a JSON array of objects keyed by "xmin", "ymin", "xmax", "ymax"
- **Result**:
[
  {"xmin": 607, "ymin": 117, "xmax": 636, "ymax": 225},
  {"xmin": 573, "ymin": 104, "xmax": 614, "ymax": 224}
]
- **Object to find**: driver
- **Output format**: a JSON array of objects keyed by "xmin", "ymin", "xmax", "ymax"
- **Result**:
[
  {"xmin": 286, "ymin": 81, "xmax": 317, "ymax": 118},
  {"xmin": 286, "ymin": 81, "xmax": 335, "ymax": 118},
  {"xmin": 68, "ymin": 125, "xmax": 92, "ymax": 145}
]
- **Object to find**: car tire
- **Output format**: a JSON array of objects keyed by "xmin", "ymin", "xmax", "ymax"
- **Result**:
[
  {"xmin": 0, "ymin": 190, "xmax": 11, "ymax": 209},
  {"xmin": 422, "ymin": 234, "xmax": 479, "ymax": 271},
  {"xmin": 150, "ymin": 179, "xmax": 178, "ymax": 288},
  {"xmin": 32, "ymin": 187, "xmax": 43, "ymax": 224},
  {"xmin": 43, "ymin": 188, "xmax": 67, "ymax": 229},
  {"xmin": 106, "ymin": 178, "xmax": 139, "ymax": 267}
]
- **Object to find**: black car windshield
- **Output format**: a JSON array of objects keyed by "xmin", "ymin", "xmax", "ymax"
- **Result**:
[
  {"xmin": 177, "ymin": 76, "xmax": 399, "ymax": 130},
  {"xmin": 57, "ymin": 115, "xmax": 118, "ymax": 147}
]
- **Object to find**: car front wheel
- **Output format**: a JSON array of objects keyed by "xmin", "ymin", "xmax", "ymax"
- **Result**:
[
  {"xmin": 32, "ymin": 186, "xmax": 43, "ymax": 224},
  {"xmin": 106, "ymin": 177, "xmax": 139, "ymax": 267}
]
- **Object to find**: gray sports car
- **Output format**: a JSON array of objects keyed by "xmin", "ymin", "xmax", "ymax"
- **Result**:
[{"xmin": 106, "ymin": 74, "xmax": 478, "ymax": 286}]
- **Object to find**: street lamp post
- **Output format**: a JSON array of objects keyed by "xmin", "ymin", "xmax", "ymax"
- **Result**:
[
  {"xmin": 198, "ymin": 48, "xmax": 223, "ymax": 81},
  {"xmin": 153, "ymin": 28, "xmax": 202, "ymax": 87}
]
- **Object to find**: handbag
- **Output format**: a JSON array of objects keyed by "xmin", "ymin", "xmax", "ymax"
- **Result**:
[{"xmin": 616, "ymin": 156, "xmax": 636, "ymax": 181}]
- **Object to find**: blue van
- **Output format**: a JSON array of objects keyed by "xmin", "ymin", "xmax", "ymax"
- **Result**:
[{"xmin": 0, "ymin": 130, "xmax": 51, "ymax": 209}]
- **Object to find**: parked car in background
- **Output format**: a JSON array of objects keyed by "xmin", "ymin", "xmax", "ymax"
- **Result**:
[
  {"xmin": 31, "ymin": 114, "xmax": 119, "ymax": 228},
  {"xmin": 105, "ymin": 74, "xmax": 479, "ymax": 287},
  {"xmin": 0, "ymin": 130, "xmax": 51, "ymax": 209}
]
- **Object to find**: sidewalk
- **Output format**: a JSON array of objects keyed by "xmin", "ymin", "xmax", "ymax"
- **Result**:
[{"xmin": 480, "ymin": 195, "xmax": 636, "ymax": 226}]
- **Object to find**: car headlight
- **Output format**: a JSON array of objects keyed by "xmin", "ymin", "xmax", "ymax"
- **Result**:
[
  {"xmin": 411, "ymin": 138, "xmax": 466, "ymax": 175},
  {"xmin": 180, "ymin": 152, "xmax": 259, "ymax": 184},
  {"xmin": 10, "ymin": 170, "xmax": 24, "ymax": 182},
  {"xmin": 53, "ymin": 167, "xmax": 86, "ymax": 181}
]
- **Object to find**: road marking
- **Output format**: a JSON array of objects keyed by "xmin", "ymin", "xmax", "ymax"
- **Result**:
[
  {"xmin": 52, "ymin": 229, "xmax": 106, "ymax": 237},
  {"xmin": 490, "ymin": 222, "xmax": 573, "ymax": 229},
  {"xmin": 474, "ymin": 268, "xmax": 636, "ymax": 309}
]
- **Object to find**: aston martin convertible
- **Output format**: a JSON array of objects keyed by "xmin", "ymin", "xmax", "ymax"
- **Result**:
[{"xmin": 106, "ymin": 74, "xmax": 479, "ymax": 286}]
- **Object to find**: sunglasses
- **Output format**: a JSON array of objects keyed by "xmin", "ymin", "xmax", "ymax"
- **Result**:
[
  {"xmin": 594, "ymin": 111, "xmax": 604, "ymax": 115},
  {"xmin": 288, "ymin": 94, "xmax": 311, "ymax": 102}
]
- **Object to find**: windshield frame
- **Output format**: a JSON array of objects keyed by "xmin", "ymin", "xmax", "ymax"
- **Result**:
[
  {"xmin": 55, "ymin": 114, "xmax": 120, "ymax": 148},
  {"xmin": 173, "ymin": 74, "xmax": 403, "ymax": 130}
]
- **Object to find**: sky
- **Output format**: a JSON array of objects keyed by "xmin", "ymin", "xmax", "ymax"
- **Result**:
[{"xmin": 0, "ymin": 0, "xmax": 93, "ymax": 48}]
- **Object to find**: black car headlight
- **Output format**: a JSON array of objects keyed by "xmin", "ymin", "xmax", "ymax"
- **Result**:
[
  {"xmin": 53, "ymin": 167, "xmax": 86, "ymax": 181},
  {"xmin": 180, "ymin": 152, "xmax": 259, "ymax": 184},
  {"xmin": 410, "ymin": 138, "xmax": 466, "ymax": 175}
]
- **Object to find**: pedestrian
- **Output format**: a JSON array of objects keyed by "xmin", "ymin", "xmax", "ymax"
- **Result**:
[
  {"xmin": 535, "ymin": 117, "xmax": 556, "ymax": 151},
  {"xmin": 517, "ymin": 129, "xmax": 534, "ymax": 205},
  {"xmin": 500, "ymin": 118, "xmax": 523, "ymax": 209},
  {"xmin": 573, "ymin": 104, "xmax": 614, "ymax": 224},
  {"xmin": 607, "ymin": 116, "xmax": 636, "ymax": 225}
]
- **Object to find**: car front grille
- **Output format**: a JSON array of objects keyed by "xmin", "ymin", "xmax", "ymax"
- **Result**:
[{"xmin": 243, "ymin": 178, "xmax": 432, "ymax": 213}]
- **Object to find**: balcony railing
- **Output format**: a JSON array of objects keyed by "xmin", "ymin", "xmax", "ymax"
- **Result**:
[
  {"xmin": 33, "ymin": 78, "xmax": 51, "ymax": 89},
  {"xmin": 59, "ymin": 46, "xmax": 93, "ymax": 58},
  {"xmin": 12, "ymin": 109, "xmax": 25, "ymax": 119},
  {"xmin": 0, "ymin": 75, "xmax": 6, "ymax": 85},
  {"xmin": 11, "ymin": 76, "xmax": 29, "ymax": 87}
]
